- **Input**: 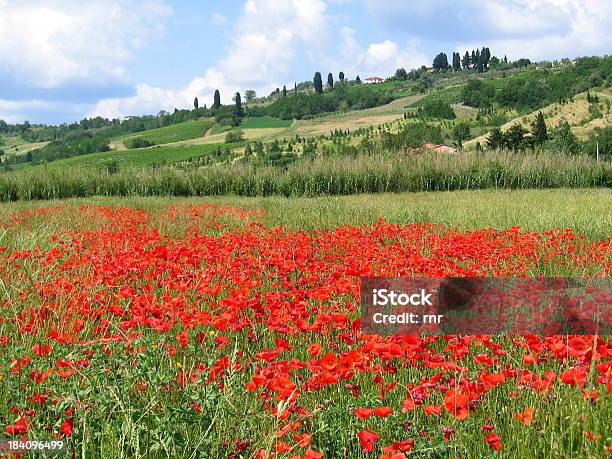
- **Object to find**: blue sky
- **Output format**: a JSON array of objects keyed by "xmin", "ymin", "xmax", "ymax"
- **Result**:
[{"xmin": 0, "ymin": 0, "xmax": 610, "ymax": 125}]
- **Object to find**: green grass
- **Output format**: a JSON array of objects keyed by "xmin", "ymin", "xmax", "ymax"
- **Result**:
[
  {"xmin": 240, "ymin": 116, "xmax": 294, "ymax": 129},
  {"xmin": 411, "ymin": 85, "xmax": 464, "ymax": 107},
  {"xmin": 114, "ymin": 118, "xmax": 215, "ymax": 145},
  {"xmin": 42, "ymin": 142, "xmax": 232, "ymax": 169},
  {"xmin": 1, "ymin": 188, "xmax": 610, "ymax": 244}
]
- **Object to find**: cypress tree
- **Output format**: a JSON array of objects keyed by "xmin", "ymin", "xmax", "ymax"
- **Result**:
[
  {"xmin": 314, "ymin": 72, "xmax": 323, "ymax": 93},
  {"xmin": 193, "ymin": 97, "xmax": 199, "ymax": 110},
  {"xmin": 234, "ymin": 92, "xmax": 243, "ymax": 116},
  {"xmin": 327, "ymin": 72, "xmax": 334, "ymax": 90},
  {"xmin": 213, "ymin": 90, "xmax": 221, "ymax": 109},
  {"xmin": 531, "ymin": 112, "xmax": 548, "ymax": 145},
  {"xmin": 462, "ymin": 51, "xmax": 470, "ymax": 69}
]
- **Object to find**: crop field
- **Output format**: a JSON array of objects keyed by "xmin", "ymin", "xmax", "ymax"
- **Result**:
[
  {"xmin": 113, "ymin": 118, "xmax": 216, "ymax": 148},
  {"xmin": 44, "ymin": 142, "xmax": 233, "ymax": 170},
  {"xmin": 0, "ymin": 191, "xmax": 609, "ymax": 458},
  {"xmin": 241, "ymin": 117, "xmax": 294, "ymax": 129}
]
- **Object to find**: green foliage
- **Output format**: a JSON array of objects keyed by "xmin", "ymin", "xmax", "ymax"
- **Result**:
[
  {"xmin": 394, "ymin": 68, "xmax": 408, "ymax": 80},
  {"xmin": 213, "ymin": 90, "xmax": 221, "ymax": 109},
  {"xmin": 225, "ymin": 129, "xmax": 245, "ymax": 143},
  {"xmin": 314, "ymin": 72, "xmax": 323, "ymax": 94},
  {"xmin": 531, "ymin": 112, "xmax": 548, "ymax": 145},
  {"xmin": 2, "ymin": 132, "xmax": 110, "ymax": 165},
  {"xmin": 433, "ymin": 52, "xmax": 449, "ymax": 70},
  {"xmin": 452, "ymin": 122, "xmax": 471, "ymax": 145},
  {"xmin": 327, "ymin": 73, "xmax": 334, "ymax": 90},
  {"xmin": 245, "ymin": 90, "xmax": 257, "ymax": 103},
  {"xmin": 487, "ymin": 127, "xmax": 505, "ymax": 150},
  {"xmin": 249, "ymin": 85, "xmax": 392, "ymax": 120},
  {"xmin": 418, "ymin": 100, "xmax": 456, "ymax": 119},
  {"xmin": 381, "ymin": 122, "xmax": 444, "ymax": 150},
  {"xmin": 125, "ymin": 137, "xmax": 155, "ymax": 149},
  {"xmin": 461, "ymin": 79, "xmax": 496, "ymax": 108},
  {"xmin": 545, "ymin": 120, "xmax": 582, "ymax": 155},
  {"xmin": 504, "ymin": 123, "xmax": 527, "ymax": 151},
  {"xmin": 584, "ymin": 125, "xmax": 612, "ymax": 157}
]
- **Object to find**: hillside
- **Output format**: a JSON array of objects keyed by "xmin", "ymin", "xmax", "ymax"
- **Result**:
[{"xmin": 1, "ymin": 55, "xmax": 610, "ymax": 175}]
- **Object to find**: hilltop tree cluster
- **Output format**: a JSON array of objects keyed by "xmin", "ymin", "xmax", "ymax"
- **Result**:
[{"xmin": 434, "ymin": 47, "xmax": 492, "ymax": 73}]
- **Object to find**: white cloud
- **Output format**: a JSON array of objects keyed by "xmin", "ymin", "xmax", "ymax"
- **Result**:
[
  {"xmin": 0, "ymin": 0, "xmax": 171, "ymax": 88},
  {"xmin": 90, "ymin": 0, "xmax": 330, "ymax": 118},
  {"xmin": 321, "ymin": 28, "xmax": 429, "ymax": 79},
  {"xmin": 455, "ymin": 0, "xmax": 612, "ymax": 61},
  {"xmin": 90, "ymin": 69, "xmax": 242, "ymax": 119},
  {"xmin": 0, "ymin": 98, "xmax": 87, "ymax": 123}
]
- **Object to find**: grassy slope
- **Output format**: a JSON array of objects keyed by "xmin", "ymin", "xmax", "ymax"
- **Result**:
[
  {"xmin": 47, "ymin": 142, "xmax": 233, "ymax": 169},
  {"xmin": 1, "ymin": 188, "xmax": 610, "ymax": 245},
  {"xmin": 0, "ymin": 135, "xmax": 49, "ymax": 157},
  {"xmin": 112, "ymin": 118, "xmax": 216, "ymax": 147},
  {"xmin": 240, "ymin": 117, "xmax": 294, "ymax": 129},
  {"xmin": 464, "ymin": 89, "xmax": 612, "ymax": 149}
]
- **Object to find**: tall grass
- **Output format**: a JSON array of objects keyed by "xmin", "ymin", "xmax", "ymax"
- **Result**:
[{"xmin": 0, "ymin": 151, "xmax": 609, "ymax": 202}]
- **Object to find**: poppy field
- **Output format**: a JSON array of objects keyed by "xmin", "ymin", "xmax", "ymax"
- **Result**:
[{"xmin": 0, "ymin": 198, "xmax": 610, "ymax": 458}]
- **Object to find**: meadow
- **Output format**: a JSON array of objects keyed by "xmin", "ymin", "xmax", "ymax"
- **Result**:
[{"xmin": 0, "ymin": 192, "xmax": 609, "ymax": 458}]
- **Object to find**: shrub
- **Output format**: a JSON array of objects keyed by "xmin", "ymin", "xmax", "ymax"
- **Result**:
[
  {"xmin": 419, "ymin": 100, "xmax": 456, "ymax": 119},
  {"xmin": 126, "ymin": 137, "xmax": 154, "ymax": 149},
  {"xmin": 225, "ymin": 129, "xmax": 245, "ymax": 143}
]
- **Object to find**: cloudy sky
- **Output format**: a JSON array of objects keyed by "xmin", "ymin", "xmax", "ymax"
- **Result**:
[{"xmin": 0, "ymin": 0, "xmax": 610, "ymax": 124}]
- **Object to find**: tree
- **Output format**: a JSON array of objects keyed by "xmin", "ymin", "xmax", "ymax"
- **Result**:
[
  {"xmin": 294, "ymin": 82, "xmax": 298, "ymax": 96},
  {"xmin": 395, "ymin": 67, "xmax": 408, "ymax": 80},
  {"xmin": 355, "ymin": 75, "xmax": 362, "ymax": 85},
  {"xmin": 462, "ymin": 51, "xmax": 470, "ymax": 70},
  {"xmin": 482, "ymin": 47, "xmax": 491, "ymax": 68},
  {"xmin": 234, "ymin": 92, "xmax": 243, "ymax": 116},
  {"xmin": 339, "ymin": 71, "xmax": 345, "ymax": 81},
  {"xmin": 471, "ymin": 50, "xmax": 477, "ymax": 68},
  {"xmin": 314, "ymin": 72, "xmax": 323, "ymax": 93},
  {"xmin": 327, "ymin": 72, "xmax": 334, "ymax": 90},
  {"xmin": 487, "ymin": 127, "xmax": 505, "ymax": 150},
  {"xmin": 546, "ymin": 119, "xmax": 581, "ymax": 154},
  {"xmin": 452, "ymin": 122, "xmax": 471, "ymax": 147},
  {"xmin": 245, "ymin": 89, "xmax": 257, "ymax": 103},
  {"xmin": 531, "ymin": 112, "xmax": 548, "ymax": 145},
  {"xmin": 503, "ymin": 55, "xmax": 508, "ymax": 63},
  {"xmin": 193, "ymin": 97, "xmax": 199, "ymax": 110},
  {"xmin": 477, "ymin": 53, "xmax": 484, "ymax": 73},
  {"xmin": 282, "ymin": 85, "xmax": 287, "ymax": 97},
  {"xmin": 213, "ymin": 89, "xmax": 221, "ymax": 109},
  {"xmin": 452, "ymin": 52, "xmax": 461, "ymax": 71},
  {"xmin": 433, "ymin": 52, "xmax": 449, "ymax": 70},
  {"xmin": 505, "ymin": 123, "xmax": 526, "ymax": 151}
]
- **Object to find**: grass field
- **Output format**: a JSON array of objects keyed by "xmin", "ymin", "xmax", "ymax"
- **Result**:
[
  {"xmin": 113, "ymin": 118, "xmax": 216, "ymax": 147},
  {"xmin": 0, "ymin": 189, "xmax": 609, "ymax": 457},
  {"xmin": 241, "ymin": 116, "xmax": 294, "ymax": 129},
  {"xmin": 1, "ymin": 188, "xmax": 610, "ymax": 245}
]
